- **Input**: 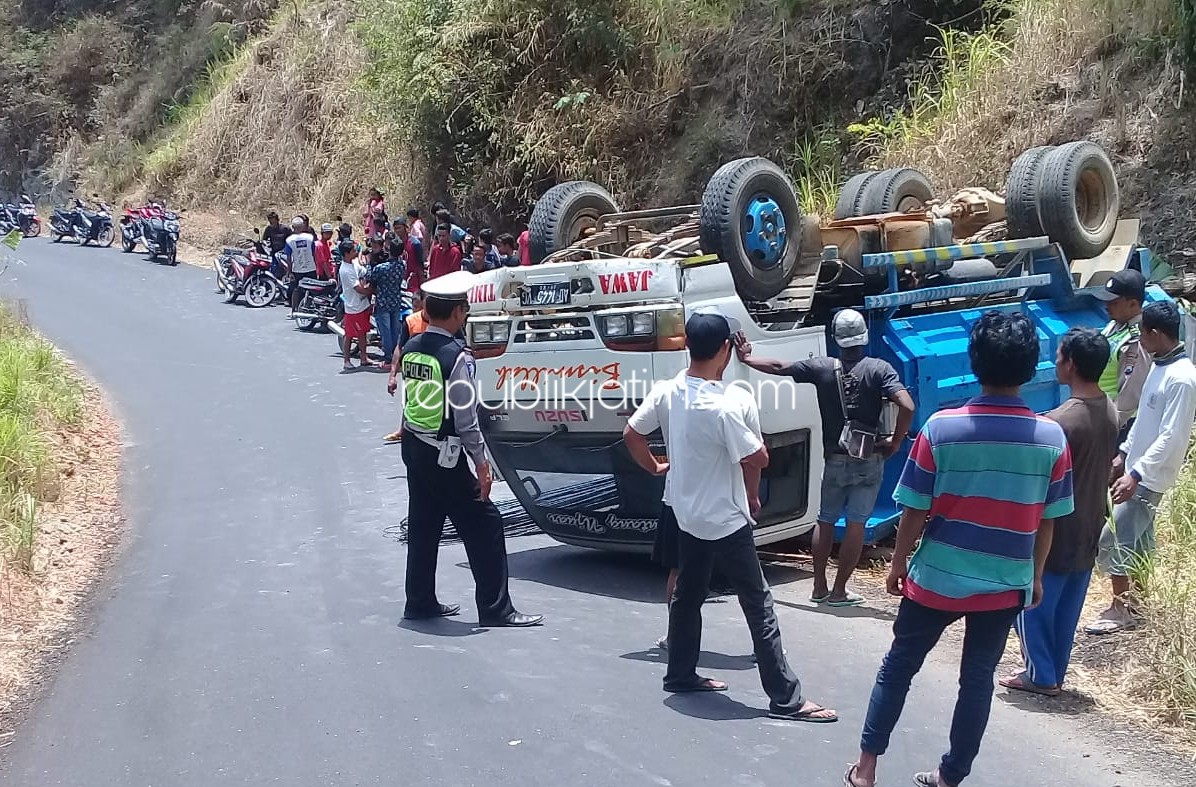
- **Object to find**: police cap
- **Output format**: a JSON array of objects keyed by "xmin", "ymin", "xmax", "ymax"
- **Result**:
[{"xmin": 422, "ymin": 270, "xmax": 475, "ymax": 303}]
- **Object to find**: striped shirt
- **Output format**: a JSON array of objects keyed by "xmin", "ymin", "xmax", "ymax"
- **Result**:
[{"xmin": 894, "ymin": 395, "xmax": 1075, "ymax": 612}]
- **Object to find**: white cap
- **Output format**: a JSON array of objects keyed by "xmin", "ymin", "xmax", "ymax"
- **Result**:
[
  {"xmin": 421, "ymin": 270, "xmax": 476, "ymax": 302},
  {"xmin": 320, "ymin": 223, "xmax": 334, "ymax": 233},
  {"xmin": 832, "ymin": 309, "xmax": 869, "ymax": 348},
  {"xmin": 290, "ymin": 216, "xmax": 304, "ymax": 227}
]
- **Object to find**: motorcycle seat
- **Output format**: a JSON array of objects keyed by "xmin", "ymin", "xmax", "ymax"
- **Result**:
[
  {"xmin": 299, "ymin": 279, "xmax": 336, "ymax": 291},
  {"xmin": 53, "ymin": 209, "xmax": 73, "ymax": 220}
]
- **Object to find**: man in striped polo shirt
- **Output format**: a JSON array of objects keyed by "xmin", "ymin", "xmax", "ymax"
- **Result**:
[{"xmin": 846, "ymin": 310, "xmax": 1075, "ymax": 787}]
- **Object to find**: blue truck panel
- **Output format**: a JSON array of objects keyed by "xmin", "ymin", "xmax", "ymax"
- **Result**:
[{"xmin": 833, "ymin": 242, "xmax": 1171, "ymax": 543}]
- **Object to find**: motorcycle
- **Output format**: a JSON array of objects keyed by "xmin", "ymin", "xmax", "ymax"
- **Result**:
[
  {"xmin": 213, "ymin": 232, "xmax": 284, "ymax": 308},
  {"xmin": 139, "ymin": 203, "xmax": 181, "ymax": 265},
  {"xmin": 119, "ymin": 205, "xmax": 147, "ymax": 253},
  {"xmin": 292, "ymin": 273, "xmax": 344, "ymax": 332},
  {"xmin": 48, "ymin": 199, "xmax": 114, "ymax": 246},
  {"xmin": 17, "ymin": 196, "xmax": 40, "ymax": 238}
]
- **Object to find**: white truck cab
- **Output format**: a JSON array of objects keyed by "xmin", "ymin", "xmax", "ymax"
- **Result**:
[{"xmin": 468, "ymin": 257, "xmax": 826, "ymax": 552}]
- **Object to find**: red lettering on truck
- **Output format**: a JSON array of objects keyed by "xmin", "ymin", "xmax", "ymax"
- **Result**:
[
  {"xmin": 469, "ymin": 283, "xmax": 496, "ymax": 303},
  {"xmin": 598, "ymin": 270, "xmax": 653, "ymax": 295}
]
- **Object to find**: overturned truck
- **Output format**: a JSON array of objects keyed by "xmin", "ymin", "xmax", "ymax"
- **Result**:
[{"xmin": 466, "ymin": 141, "xmax": 1165, "ymax": 551}]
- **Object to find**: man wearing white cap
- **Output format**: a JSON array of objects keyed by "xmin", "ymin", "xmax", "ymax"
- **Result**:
[
  {"xmin": 737, "ymin": 309, "xmax": 915, "ymax": 607},
  {"xmin": 285, "ymin": 216, "xmax": 318, "ymax": 317},
  {"xmin": 397, "ymin": 270, "xmax": 543, "ymax": 628}
]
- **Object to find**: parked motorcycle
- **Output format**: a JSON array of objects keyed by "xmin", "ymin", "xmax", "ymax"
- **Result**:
[
  {"xmin": 48, "ymin": 199, "xmax": 114, "ymax": 246},
  {"xmin": 213, "ymin": 232, "xmax": 284, "ymax": 308},
  {"xmin": 119, "ymin": 205, "xmax": 147, "ymax": 253},
  {"xmin": 292, "ymin": 274, "xmax": 344, "ymax": 332},
  {"xmin": 139, "ymin": 203, "xmax": 181, "ymax": 265},
  {"xmin": 17, "ymin": 196, "xmax": 40, "ymax": 238}
]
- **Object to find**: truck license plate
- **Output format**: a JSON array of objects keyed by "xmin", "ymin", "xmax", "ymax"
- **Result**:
[{"xmin": 520, "ymin": 281, "xmax": 571, "ymax": 307}]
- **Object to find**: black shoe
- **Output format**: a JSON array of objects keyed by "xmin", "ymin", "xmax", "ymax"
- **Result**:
[
  {"xmin": 403, "ymin": 603, "xmax": 461, "ymax": 620},
  {"xmin": 480, "ymin": 611, "xmax": 544, "ymax": 628}
]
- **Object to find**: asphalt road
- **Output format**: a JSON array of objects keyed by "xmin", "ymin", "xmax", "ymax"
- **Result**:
[{"xmin": 0, "ymin": 239, "xmax": 1181, "ymax": 787}]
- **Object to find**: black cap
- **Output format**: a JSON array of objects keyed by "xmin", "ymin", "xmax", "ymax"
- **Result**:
[
  {"xmin": 338, "ymin": 239, "xmax": 356, "ymax": 254},
  {"xmin": 1094, "ymin": 269, "xmax": 1146, "ymax": 302},
  {"xmin": 685, "ymin": 309, "xmax": 742, "ymax": 358}
]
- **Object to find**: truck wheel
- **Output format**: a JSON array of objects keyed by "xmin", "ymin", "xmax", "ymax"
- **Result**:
[
  {"xmin": 1004, "ymin": 145, "xmax": 1054, "ymax": 239},
  {"xmin": 857, "ymin": 168, "xmax": 933, "ymax": 215},
  {"xmin": 1037, "ymin": 141, "xmax": 1119, "ymax": 259},
  {"xmin": 528, "ymin": 181, "xmax": 619, "ymax": 264},
  {"xmin": 699, "ymin": 157, "xmax": 803, "ymax": 302},
  {"xmin": 833, "ymin": 171, "xmax": 882, "ymax": 219}
]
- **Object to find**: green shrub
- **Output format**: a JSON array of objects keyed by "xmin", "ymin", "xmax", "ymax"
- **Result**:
[{"xmin": 0, "ymin": 307, "xmax": 82, "ymax": 573}]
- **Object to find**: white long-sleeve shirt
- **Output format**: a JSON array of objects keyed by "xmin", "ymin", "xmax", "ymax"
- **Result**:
[{"xmin": 1121, "ymin": 348, "xmax": 1196, "ymax": 493}]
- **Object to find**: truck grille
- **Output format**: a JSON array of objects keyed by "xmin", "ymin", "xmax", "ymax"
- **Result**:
[{"xmin": 514, "ymin": 315, "xmax": 596, "ymax": 344}]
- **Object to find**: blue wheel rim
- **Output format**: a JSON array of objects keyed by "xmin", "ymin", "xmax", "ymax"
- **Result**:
[{"xmin": 742, "ymin": 193, "xmax": 787, "ymax": 269}]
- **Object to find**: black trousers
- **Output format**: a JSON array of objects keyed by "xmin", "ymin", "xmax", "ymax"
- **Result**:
[
  {"xmin": 401, "ymin": 432, "xmax": 516, "ymax": 622},
  {"xmin": 665, "ymin": 524, "xmax": 804, "ymax": 713}
]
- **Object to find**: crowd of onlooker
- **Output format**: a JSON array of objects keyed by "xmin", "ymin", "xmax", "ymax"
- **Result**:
[{"xmin": 259, "ymin": 187, "xmax": 532, "ymax": 372}]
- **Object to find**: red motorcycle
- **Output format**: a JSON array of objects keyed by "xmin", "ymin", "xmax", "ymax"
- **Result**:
[{"xmin": 214, "ymin": 235, "xmax": 283, "ymax": 307}]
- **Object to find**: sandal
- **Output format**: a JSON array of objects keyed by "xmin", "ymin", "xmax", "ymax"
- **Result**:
[
  {"xmin": 826, "ymin": 592, "xmax": 865, "ymax": 608},
  {"xmin": 999, "ymin": 672, "xmax": 1060, "ymax": 697},
  {"xmin": 913, "ymin": 770, "xmax": 954, "ymax": 787},
  {"xmin": 1084, "ymin": 616, "xmax": 1135, "ymax": 635},
  {"xmin": 844, "ymin": 764, "xmax": 872, "ymax": 787},
  {"xmin": 768, "ymin": 700, "xmax": 838, "ymax": 723},
  {"xmin": 665, "ymin": 676, "xmax": 728, "ymax": 693},
  {"xmin": 383, "ymin": 431, "xmax": 402, "ymax": 443},
  {"xmin": 810, "ymin": 592, "xmax": 831, "ymax": 604}
]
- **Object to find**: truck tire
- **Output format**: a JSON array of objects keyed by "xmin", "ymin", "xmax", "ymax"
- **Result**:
[
  {"xmin": 1037, "ymin": 141, "xmax": 1119, "ymax": 260},
  {"xmin": 1004, "ymin": 145, "xmax": 1054, "ymax": 239},
  {"xmin": 857, "ymin": 168, "xmax": 933, "ymax": 215},
  {"xmin": 833, "ymin": 171, "xmax": 882, "ymax": 219},
  {"xmin": 699, "ymin": 157, "xmax": 804, "ymax": 302},
  {"xmin": 528, "ymin": 181, "xmax": 619, "ymax": 265}
]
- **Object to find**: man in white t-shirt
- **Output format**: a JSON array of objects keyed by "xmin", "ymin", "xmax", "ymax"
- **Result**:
[
  {"xmin": 285, "ymin": 216, "xmax": 318, "ymax": 317},
  {"xmin": 624, "ymin": 310, "xmax": 837, "ymax": 723},
  {"xmin": 1087, "ymin": 300, "xmax": 1196, "ymax": 634},
  {"xmin": 337, "ymin": 241, "xmax": 375, "ymax": 371}
]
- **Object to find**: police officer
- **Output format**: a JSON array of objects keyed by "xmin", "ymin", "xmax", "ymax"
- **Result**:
[
  {"xmin": 394, "ymin": 271, "xmax": 543, "ymax": 627},
  {"xmin": 1093, "ymin": 269, "xmax": 1151, "ymax": 438}
]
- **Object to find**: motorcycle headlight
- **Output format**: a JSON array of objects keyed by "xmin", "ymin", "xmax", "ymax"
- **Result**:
[{"xmin": 166, "ymin": 221, "xmax": 180, "ymax": 233}]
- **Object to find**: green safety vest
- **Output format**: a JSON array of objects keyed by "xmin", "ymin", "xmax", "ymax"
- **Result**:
[
  {"xmin": 401, "ymin": 331, "xmax": 466, "ymax": 438},
  {"xmin": 1099, "ymin": 320, "xmax": 1139, "ymax": 398}
]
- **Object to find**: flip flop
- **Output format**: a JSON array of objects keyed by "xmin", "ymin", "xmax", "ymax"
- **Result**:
[
  {"xmin": 843, "ymin": 764, "xmax": 871, "ymax": 787},
  {"xmin": 999, "ymin": 673, "xmax": 1061, "ymax": 697},
  {"xmin": 768, "ymin": 702, "xmax": 838, "ymax": 723},
  {"xmin": 810, "ymin": 593, "xmax": 831, "ymax": 604},
  {"xmin": 666, "ymin": 676, "xmax": 728, "ymax": 693},
  {"xmin": 827, "ymin": 592, "xmax": 864, "ymax": 607},
  {"xmin": 1085, "ymin": 617, "xmax": 1133, "ymax": 635},
  {"xmin": 913, "ymin": 771, "xmax": 952, "ymax": 787}
]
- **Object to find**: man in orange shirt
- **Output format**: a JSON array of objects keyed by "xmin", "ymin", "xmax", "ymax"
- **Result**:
[{"xmin": 383, "ymin": 294, "xmax": 430, "ymax": 443}]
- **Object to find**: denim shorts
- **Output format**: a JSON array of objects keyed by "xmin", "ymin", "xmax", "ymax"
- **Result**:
[
  {"xmin": 818, "ymin": 453, "xmax": 884, "ymax": 524},
  {"xmin": 1096, "ymin": 486, "xmax": 1163, "ymax": 576}
]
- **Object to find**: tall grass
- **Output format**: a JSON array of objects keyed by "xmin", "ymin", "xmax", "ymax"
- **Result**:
[
  {"xmin": 1131, "ymin": 444, "xmax": 1196, "ymax": 726},
  {"xmin": 0, "ymin": 307, "xmax": 82, "ymax": 573},
  {"xmin": 787, "ymin": 130, "xmax": 842, "ymax": 217}
]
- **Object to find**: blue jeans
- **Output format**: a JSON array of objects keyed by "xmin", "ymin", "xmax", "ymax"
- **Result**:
[
  {"xmin": 860, "ymin": 598, "xmax": 1020, "ymax": 786},
  {"xmin": 1014, "ymin": 569, "xmax": 1091, "ymax": 687},
  {"xmin": 374, "ymin": 307, "xmax": 404, "ymax": 363}
]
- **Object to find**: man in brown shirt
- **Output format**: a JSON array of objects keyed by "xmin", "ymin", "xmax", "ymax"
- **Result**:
[{"xmin": 1002, "ymin": 328, "xmax": 1119, "ymax": 695}]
